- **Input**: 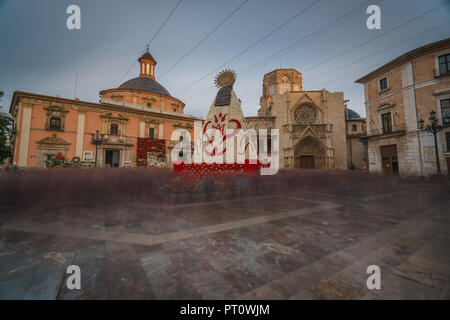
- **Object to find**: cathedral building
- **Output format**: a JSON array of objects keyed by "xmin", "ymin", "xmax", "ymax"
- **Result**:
[
  {"xmin": 246, "ymin": 69, "xmax": 362, "ymax": 170},
  {"xmin": 9, "ymin": 49, "xmax": 200, "ymax": 168}
]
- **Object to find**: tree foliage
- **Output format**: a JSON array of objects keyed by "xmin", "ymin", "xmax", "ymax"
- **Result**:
[{"xmin": 0, "ymin": 91, "xmax": 14, "ymax": 163}]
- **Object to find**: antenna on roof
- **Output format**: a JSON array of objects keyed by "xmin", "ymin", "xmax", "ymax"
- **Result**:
[{"xmin": 74, "ymin": 72, "xmax": 78, "ymax": 99}]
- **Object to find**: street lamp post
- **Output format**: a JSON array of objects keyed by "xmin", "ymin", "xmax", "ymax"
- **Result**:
[
  {"xmin": 91, "ymin": 130, "xmax": 106, "ymax": 167},
  {"xmin": 418, "ymin": 110, "xmax": 450, "ymax": 175}
]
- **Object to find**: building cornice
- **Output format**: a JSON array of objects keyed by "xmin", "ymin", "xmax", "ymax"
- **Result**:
[
  {"xmin": 9, "ymin": 91, "xmax": 202, "ymax": 122},
  {"xmin": 355, "ymin": 37, "xmax": 450, "ymax": 84},
  {"xmin": 99, "ymin": 88, "xmax": 185, "ymax": 108}
]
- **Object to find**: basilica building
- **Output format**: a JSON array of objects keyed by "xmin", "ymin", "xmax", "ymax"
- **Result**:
[
  {"xmin": 246, "ymin": 69, "xmax": 365, "ymax": 170},
  {"xmin": 9, "ymin": 49, "xmax": 200, "ymax": 168}
]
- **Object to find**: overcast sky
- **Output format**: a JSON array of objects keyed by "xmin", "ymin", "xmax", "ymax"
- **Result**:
[{"xmin": 1, "ymin": 0, "xmax": 449, "ymax": 117}]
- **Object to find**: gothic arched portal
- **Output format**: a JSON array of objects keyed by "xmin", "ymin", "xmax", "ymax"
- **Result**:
[{"xmin": 294, "ymin": 136, "xmax": 326, "ymax": 169}]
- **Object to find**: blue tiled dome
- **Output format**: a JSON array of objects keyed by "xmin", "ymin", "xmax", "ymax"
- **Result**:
[{"xmin": 345, "ymin": 108, "xmax": 361, "ymax": 120}]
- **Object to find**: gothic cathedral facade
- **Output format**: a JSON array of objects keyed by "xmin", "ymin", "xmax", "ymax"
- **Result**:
[{"xmin": 246, "ymin": 69, "xmax": 349, "ymax": 170}]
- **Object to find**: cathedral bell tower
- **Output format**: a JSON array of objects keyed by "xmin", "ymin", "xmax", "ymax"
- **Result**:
[{"xmin": 139, "ymin": 47, "xmax": 157, "ymax": 80}]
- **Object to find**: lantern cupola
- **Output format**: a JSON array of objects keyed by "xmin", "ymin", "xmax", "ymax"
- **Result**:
[{"xmin": 139, "ymin": 47, "xmax": 157, "ymax": 79}]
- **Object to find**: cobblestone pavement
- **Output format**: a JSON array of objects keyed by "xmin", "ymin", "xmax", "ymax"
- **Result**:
[{"xmin": 0, "ymin": 173, "xmax": 449, "ymax": 299}]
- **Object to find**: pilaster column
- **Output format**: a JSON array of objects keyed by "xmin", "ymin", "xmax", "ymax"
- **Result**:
[
  {"xmin": 139, "ymin": 120, "xmax": 145, "ymax": 138},
  {"xmin": 18, "ymin": 104, "xmax": 32, "ymax": 167},
  {"xmin": 159, "ymin": 123, "xmax": 164, "ymax": 139},
  {"xmin": 75, "ymin": 111, "xmax": 86, "ymax": 157}
]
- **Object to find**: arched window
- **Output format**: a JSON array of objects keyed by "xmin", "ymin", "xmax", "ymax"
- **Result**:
[
  {"xmin": 110, "ymin": 123, "xmax": 119, "ymax": 135},
  {"xmin": 49, "ymin": 117, "xmax": 61, "ymax": 130},
  {"xmin": 149, "ymin": 127, "xmax": 155, "ymax": 138}
]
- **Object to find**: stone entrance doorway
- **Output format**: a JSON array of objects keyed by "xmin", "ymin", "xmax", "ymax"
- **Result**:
[
  {"xmin": 294, "ymin": 136, "xmax": 326, "ymax": 169},
  {"xmin": 446, "ymin": 157, "xmax": 450, "ymax": 176},
  {"xmin": 380, "ymin": 145, "xmax": 399, "ymax": 175},
  {"xmin": 299, "ymin": 155, "xmax": 314, "ymax": 169},
  {"xmin": 105, "ymin": 150, "xmax": 120, "ymax": 167}
]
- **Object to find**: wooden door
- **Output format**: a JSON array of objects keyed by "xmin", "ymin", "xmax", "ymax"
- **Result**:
[
  {"xmin": 447, "ymin": 157, "xmax": 450, "ymax": 176},
  {"xmin": 300, "ymin": 155, "xmax": 315, "ymax": 169},
  {"xmin": 380, "ymin": 145, "xmax": 398, "ymax": 175}
]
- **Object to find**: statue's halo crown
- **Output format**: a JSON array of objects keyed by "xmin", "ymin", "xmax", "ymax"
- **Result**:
[{"xmin": 214, "ymin": 69, "xmax": 236, "ymax": 88}]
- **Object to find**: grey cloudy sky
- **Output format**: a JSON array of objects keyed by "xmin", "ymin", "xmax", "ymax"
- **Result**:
[{"xmin": 1, "ymin": 0, "xmax": 449, "ymax": 117}]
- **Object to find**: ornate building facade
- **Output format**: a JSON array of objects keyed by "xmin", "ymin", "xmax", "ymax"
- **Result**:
[
  {"xmin": 246, "ymin": 69, "xmax": 349, "ymax": 169},
  {"xmin": 356, "ymin": 38, "xmax": 450, "ymax": 176},
  {"xmin": 9, "ymin": 49, "xmax": 201, "ymax": 168}
]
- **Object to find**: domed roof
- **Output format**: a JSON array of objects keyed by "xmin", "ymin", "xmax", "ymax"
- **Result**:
[
  {"xmin": 119, "ymin": 77, "xmax": 171, "ymax": 96},
  {"xmin": 345, "ymin": 108, "xmax": 361, "ymax": 120}
]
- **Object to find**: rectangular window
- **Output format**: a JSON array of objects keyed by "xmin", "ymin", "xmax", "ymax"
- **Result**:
[
  {"xmin": 438, "ymin": 54, "xmax": 450, "ymax": 75},
  {"xmin": 49, "ymin": 117, "xmax": 61, "ymax": 130},
  {"xmin": 379, "ymin": 77, "xmax": 388, "ymax": 91},
  {"xmin": 147, "ymin": 103, "xmax": 152, "ymax": 108},
  {"xmin": 83, "ymin": 151, "xmax": 93, "ymax": 161},
  {"xmin": 149, "ymin": 127, "xmax": 155, "ymax": 138},
  {"xmin": 441, "ymin": 99, "xmax": 450, "ymax": 121},
  {"xmin": 110, "ymin": 123, "xmax": 119, "ymax": 135},
  {"xmin": 446, "ymin": 132, "xmax": 450, "ymax": 152},
  {"xmin": 352, "ymin": 124, "xmax": 357, "ymax": 132},
  {"xmin": 381, "ymin": 112, "xmax": 392, "ymax": 134}
]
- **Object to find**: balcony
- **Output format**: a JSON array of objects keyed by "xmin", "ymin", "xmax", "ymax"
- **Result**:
[{"xmin": 366, "ymin": 123, "xmax": 407, "ymax": 139}]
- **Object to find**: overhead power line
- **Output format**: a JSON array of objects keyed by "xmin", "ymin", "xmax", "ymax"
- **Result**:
[
  {"xmin": 174, "ymin": 0, "xmax": 322, "ymax": 95},
  {"xmin": 185, "ymin": 0, "xmax": 445, "ymax": 106},
  {"xmin": 236, "ymin": 0, "xmax": 380, "ymax": 77},
  {"xmin": 237, "ymin": 11, "xmax": 449, "ymax": 100},
  {"xmin": 243, "ymin": 23, "xmax": 450, "ymax": 112},
  {"xmin": 159, "ymin": 0, "xmax": 250, "ymax": 79},
  {"xmin": 187, "ymin": 19, "xmax": 450, "ymax": 116},
  {"xmin": 301, "ymin": 3, "xmax": 445, "ymax": 76},
  {"xmin": 116, "ymin": 0, "xmax": 183, "ymax": 86},
  {"xmin": 181, "ymin": 0, "xmax": 377, "ymax": 103},
  {"xmin": 147, "ymin": 0, "xmax": 183, "ymax": 47},
  {"xmin": 304, "ymin": 20, "xmax": 450, "ymax": 85}
]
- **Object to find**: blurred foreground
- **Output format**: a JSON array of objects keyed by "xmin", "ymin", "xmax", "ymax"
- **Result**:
[{"xmin": 0, "ymin": 169, "xmax": 449, "ymax": 299}]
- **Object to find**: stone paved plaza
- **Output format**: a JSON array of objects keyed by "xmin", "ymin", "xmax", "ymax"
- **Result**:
[{"xmin": 0, "ymin": 170, "xmax": 449, "ymax": 299}]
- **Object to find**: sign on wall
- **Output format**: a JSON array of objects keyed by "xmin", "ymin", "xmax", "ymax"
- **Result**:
[{"xmin": 423, "ymin": 146, "xmax": 436, "ymax": 162}]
